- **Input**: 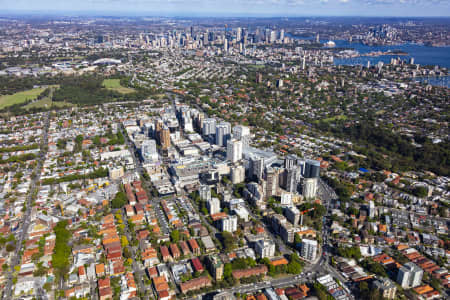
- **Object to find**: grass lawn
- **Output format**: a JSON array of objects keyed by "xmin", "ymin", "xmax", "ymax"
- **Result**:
[
  {"xmin": 24, "ymin": 97, "xmax": 73, "ymax": 109},
  {"xmin": 318, "ymin": 115, "xmax": 348, "ymax": 123},
  {"xmin": 103, "ymin": 79, "xmax": 135, "ymax": 94},
  {"xmin": 248, "ymin": 64, "xmax": 265, "ymax": 69},
  {"xmin": 0, "ymin": 88, "xmax": 46, "ymax": 109}
]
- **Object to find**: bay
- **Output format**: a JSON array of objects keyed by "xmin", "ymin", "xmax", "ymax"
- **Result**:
[
  {"xmin": 332, "ymin": 40, "xmax": 450, "ymax": 69},
  {"xmin": 288, "ymin": 34, "xmax": 450, "ymax": 69}
]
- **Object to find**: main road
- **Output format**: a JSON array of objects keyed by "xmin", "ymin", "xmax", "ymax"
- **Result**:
[
  {"xmin": 2, "ymin": 112, "xmax": 50, "ymax": 300},
  {"xmin": 120, "ymin": 123, "xmax": 171, "ymax": 235}
]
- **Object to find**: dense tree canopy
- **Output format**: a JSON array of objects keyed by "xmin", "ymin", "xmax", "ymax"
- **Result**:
[
  {"xmin": 317, "ymin": 121, "xmax": 449, "ymax": 176},
  {"xmin": 111, "ymin": 191, "xmax": 127, "ymax": 209}
]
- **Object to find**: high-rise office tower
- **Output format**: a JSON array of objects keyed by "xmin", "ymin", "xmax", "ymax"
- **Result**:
[
  {"xmin": 227, "ymin": 139, "xmax": 243, "ymax": 163},
  {"xmin": 200, "ymin": 185, "xmax": 211, "ymax": 201},
  {"xmin": 223, "ymin": 39, "xmax": 228, "ymax": 53},
  {"xmin": 220, "ymin": 215, "xmax": 238, "ymax": 232},
  {"xmin": 236, "ymin": 27, "xmax": 242, "ymax": 42},
  {"xmin": 304, "ymin": 159, "xmax": 320, "ymax": 178},
  {"xmin": 231, "ymin": 164, "xmax": 245, "ymax": 184},
  {"xmin": 284, "ymin": 154, "xmax": 299, "ymax": 170},
  {"xmin": 249, "ymin": 155, "xmax": 265, "ymax": 181},
  {"xmin": 202, "ymin": 118, "xmax": 216, "ymax": 136},
  {"xmin": 141, "ymin": 139, "xmax": 158, "ymax": 162},
  {"xmin": 369, "ymin": 200, "xmax": 375, "ymax": 218},
  {"xmin": 215, "ymin": 122, "xmax": 231, "ymax": 147},
  {"xmin": 207, "ymin": 197, "xmax": 221, "ymax": 215},
  {"xmin": 397, "ymin": 263, "xmax": 423, "ymax": 288},
  {"xmin": 302, "ymin": 177, "xmax": 318, "ymax": 200},
  {"xmin": 270, "ymin": 30, "xmax": 276, "ymax": 43},
  {"xmin": 285, "ymin": 168, "xmax": 299, "ymax": 193},
  {"xmin": 301, "ymin": 239, "xmax": 318, "ymax": 261},
  {"xmin": 159, "ymin": 126, "xmax": 171, "ymax": 150},
  {"xmin": 265, "ymin": 167, "xmax": 279, "ymax": 199},
  {"xmin": 233, "ymin": 125, "xmax": 251, "ymax": 147}
]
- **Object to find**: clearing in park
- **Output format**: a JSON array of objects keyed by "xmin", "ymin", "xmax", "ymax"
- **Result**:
[
  {"xmin": 102, "ymin": 79, "xmax": 135, "ymax": 94},
  {"xmin": 0, "ymin": 88, "xmax": 46, "ymax": 109}
]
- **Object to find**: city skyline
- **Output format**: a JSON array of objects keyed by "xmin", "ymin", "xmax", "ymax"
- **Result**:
[{"xmin": 2, "ymin": 0, "xmax": 450, "ymax": 17}]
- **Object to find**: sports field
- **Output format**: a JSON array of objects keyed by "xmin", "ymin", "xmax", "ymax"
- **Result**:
[
  {"xmin": 0, "ymin": 88, "xmax": 46, "ymax": 109},
  {"xmin": 103, "ymin": 79, "xmax": 135, "ymax": 94},
  {"xmin": 24, "ymin": 98, "xmax": 73, "ymax": 109}
]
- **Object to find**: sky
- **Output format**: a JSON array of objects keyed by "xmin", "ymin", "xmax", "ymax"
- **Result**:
[{"xmin": 1, "ymin": 0, "xmax": 450, "ymax": 17}]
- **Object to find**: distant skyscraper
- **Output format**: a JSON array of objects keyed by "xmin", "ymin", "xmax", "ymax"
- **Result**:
[
  {"xmin": 236, "ymin": 27, "xmax": 242, "ymax": 42},
  {"xmin": 280, "ymin": 29, "xmax": 285, "ymax": 41},
  {"xmin": 264, "ymin": 28, "xmax": 270, "ymax": 42},
  {"xmin": 223, "ymin": 39, "xmax": 228, "ymax": 53},
  {"xmin": 270, "ymin": 30, "xmax": 276, "ymax": 43},
  {"xmin": 227, "ymin": 139, "xmax": 243, "ymax": 163}
]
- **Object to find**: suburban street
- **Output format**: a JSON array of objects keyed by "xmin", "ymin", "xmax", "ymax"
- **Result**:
[
  {"xmin": 2, "ymin": 112, "xmax": 50, "ymax": 300},
  {"xmin": 120, "ymin": 208, "xmax": 152, "ymax": 300},
  {"xmin": 121, "ymin": 123, "xmax": 171, "ymax": 235}
]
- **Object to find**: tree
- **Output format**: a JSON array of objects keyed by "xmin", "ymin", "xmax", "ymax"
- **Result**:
[
  {"xmin": 287, "ymin": 253, "xmax": 303, "ymax": 274},
  {"xmin": 223, "ymin": 263, "xmax": 233, "ymax": 279},
  {"xmin": 6, "ymin": 243, "xmax": 15, "ymax": 252},
  {"xmin": 221, "ymin": 232, "xmax": 236, "ymax": 252},
  {"xmin": 337, "ymin": 246, "xmax": 362, "ymax": 260},
  {"xmin": 412, "ymin": 186, "xmax": 428, "ymax": 198},
  {"xmin": 294, "ymin": 234, "xmax": 302, "ymax": 246},
  {"xmin": 430, "ymin": 277, "xmax": 441, "ymax": 292},
  {"xmin": 111, "ymin": 191, "xmax": 127, "ymax": 209},
  {"xmin": 121, "ymin": 236, "xmax": 129, "ymax": 248},
  {"xmin": 170, "ymin": 230, "xmax": 180, "ymax": 243},
  {"xmin": 52, "ymin": 221, "xmax": 71, "ymax": 280},
  {"xmin": 358, "ymin": 281, "xmax": 370, "ymax": 298},
  {"xmin": 123, "ymin": 247, "xmax": 132, "ymax": 259}
]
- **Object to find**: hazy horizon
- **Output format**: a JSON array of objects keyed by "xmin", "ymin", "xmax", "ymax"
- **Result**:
[{"xmin": 1, "ymin": 0, "xmax": 450, "ymax": 17}]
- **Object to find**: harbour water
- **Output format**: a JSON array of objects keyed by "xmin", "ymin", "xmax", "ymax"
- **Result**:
[
  {"xmin": 332, "ymin": 40, "xmax": 450, "ymax": 69},
  {"xmin": 289, "ymin": 34, "xmax": 450, "ymax": 69}
]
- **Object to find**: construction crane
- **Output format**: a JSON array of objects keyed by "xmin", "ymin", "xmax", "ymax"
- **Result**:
[{"xmin": 300, "ymin": 207, "xmax": 315, "ymax": 227}]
